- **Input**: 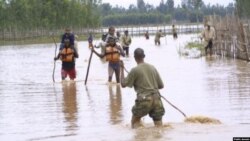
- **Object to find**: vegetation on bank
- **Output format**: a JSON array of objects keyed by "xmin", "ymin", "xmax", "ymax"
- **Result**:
[
  {"xmin": 100, "ymin": 0, "xmax": 235, "ymax": 26},
  {"xmin": 0, "ymin": 34, "xmax": 101, "ymax": 46},
  {"xmin": 185, "ymin": 42, "xmax": 203, "ymax": 51},
  {"xmin": 177, "ymin": 40, "xmax": 204, "ymax": 58}
]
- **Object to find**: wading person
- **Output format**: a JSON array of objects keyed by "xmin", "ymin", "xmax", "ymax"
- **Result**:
[
  {"xmin": 54, "ymin": 39, "xmax": 79, "ymax": 81},
  {"xmin": 116, "ymin": 31, "xmax": 121, "ymax": 41},
  {"xmin": 201, "ymin": 22, "xmax": 215, "ymax": 56},
  {"xmin": 154, "ymin": 29, "xmax": 165, "ymax": 46},
  {"xmin": 88, "ymin": 33, "xmax": 94, "ymax": 48},
  {"xmin": 120, "ymin": 48, "xmax": 165, "ymax": 128},
  {"xmin": 172, "ymin": 24, "xmax": 178, "ymax": 39},
  {"xmin": 121, "ymin": 30, "xmax": 132, "ymax": 57},
  {"xmin": 144, "ymin": 31, "xmax": 149, "ymax": 40},
  {"xmin": 92, "ymin": 36, "xmax": 125, "ymax": 83}
]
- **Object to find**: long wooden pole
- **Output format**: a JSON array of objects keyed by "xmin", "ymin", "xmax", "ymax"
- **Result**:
[
  {"xmin": 160, "ymin": 94, "xmax": 187, "ymax": 118},
  {"xmin": 85, "ymin": 50, "xmax": 94, "ymax": 85},
  {"xmin": 52, "ymin": 36, "xmax": 58, "ymax": 83}
]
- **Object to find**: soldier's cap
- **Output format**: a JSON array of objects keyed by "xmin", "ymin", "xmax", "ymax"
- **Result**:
[{"xmin": 134, "ymin": 48, "xmax": 145, "ymax": 58}]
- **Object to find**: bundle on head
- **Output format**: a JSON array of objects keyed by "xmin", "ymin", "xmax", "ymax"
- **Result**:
[{"xmin": 184, "ymin": 115, "xmax": 221, "ymax": 124}]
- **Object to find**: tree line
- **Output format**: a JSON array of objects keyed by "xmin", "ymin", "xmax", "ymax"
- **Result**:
[
  {"xmin": 100, "ymin": 0, "xmax": 235, "ymax": 26},
  {"xmin": 0, "ymin": 0, "xmax": 248, "ymax": 34},
  {"xmin": 0, "ymin": 0, "xmax": 100, "ymax": 32},
  {"xmin": 235, "ymin": 0, "xmax": 250, "ymax": 19}
]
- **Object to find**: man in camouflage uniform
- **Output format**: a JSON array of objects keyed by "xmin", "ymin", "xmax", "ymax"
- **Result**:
[{"xmin": 121, "ymin": 48, "xmax": 165, "ymax": 128}]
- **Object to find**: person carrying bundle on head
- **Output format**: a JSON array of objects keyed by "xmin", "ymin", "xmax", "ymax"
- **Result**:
[{"xmin": 144, "ymin": 31, "xmax": 149, "ymax": 40}]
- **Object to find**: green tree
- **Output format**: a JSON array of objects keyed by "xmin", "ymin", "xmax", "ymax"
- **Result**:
[
  {"xmin": 137, "ymin": 0, "xmax": 146, "ymax": 12},
  {"xmin": 167, "ymin": 0, "xmax": 174, "ymax": 14},
  {"xmin": 236, "ymin": 0, "xmax": 250, "ymax": 18}
]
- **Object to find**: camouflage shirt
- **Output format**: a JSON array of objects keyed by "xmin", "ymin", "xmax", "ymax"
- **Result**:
[{"xmin": 124, "ymin": 63, "xmax": 164, "ymax": 96}]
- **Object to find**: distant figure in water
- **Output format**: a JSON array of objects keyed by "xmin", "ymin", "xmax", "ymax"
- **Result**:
[
  {"xmin": 172, "ymin": 24, "xmax": 178, "ymax": 39},
  {"xmin": 201, "ymin": 22, "xmax": 215, "ymax": 57},
  {"xmin": 116, "ymin": 31, "xmax": 121, "ymax": 41},
  {"xmin": 88, "ymin": 33, "xmax": 93, "ymax": 48},
  {"xmin": 121, "ymin": 30, "xmax": 132, "ymax": 57},
  {"xmin": 154, "ymin": 29, "xmax": 165, "ymax": 46},
  {"xmin": 144, "ymin": 31, "xmax": 149, "ymax": 40}
]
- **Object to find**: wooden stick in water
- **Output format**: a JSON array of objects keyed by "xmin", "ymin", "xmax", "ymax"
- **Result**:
[
  {"xmin": 160, "ymin": 94, "xmax": 187, "ymax": 118},
  {"xmin": 52, "ymin": 35, "xmax": 58, "ymax": 83},
  {"xmin": 85, "ymin": 49, "xmax": 94, "ymax": 85}
]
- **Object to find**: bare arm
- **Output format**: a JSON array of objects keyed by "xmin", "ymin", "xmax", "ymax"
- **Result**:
[
  {"xmin": 54, "ymin": 53, "xmax": 60, "ymax": 61},
  {"xmin": 92, "ymin": 47, "xmax": 105, "ymax": 58},
  {"xmin": 116, "ymin": 45, "xmax": 125, "ymax": 57}
]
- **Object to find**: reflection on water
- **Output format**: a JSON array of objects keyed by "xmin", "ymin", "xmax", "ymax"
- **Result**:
[
  {"xmin": 108, "ymin": 85, "xmax": 122, "ymax": 124},
  {"xmin": 0, "ymin": 35, "xmax": 250, "ymax": 141},
  {"xmin": 134, "ymin": 127, "xmax": 165, "ymax": 141},
  {"xmin": 62, "ymin": 82, "xmax": 78, "ymax": 132}
]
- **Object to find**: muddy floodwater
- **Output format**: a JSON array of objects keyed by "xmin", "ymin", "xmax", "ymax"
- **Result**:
[{"xmin": 0, "ymin": 34, "xmax": 250, "ymax": 141}]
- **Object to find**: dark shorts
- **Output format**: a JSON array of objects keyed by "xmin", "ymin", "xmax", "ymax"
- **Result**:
[
  {"xmin": 206, "ymin": 40, "xmax": 213, "ymax": 49},
  {"xmin": 61, "ymin": 68, "xmax": 76, "ymax": 80},
  {"xmin": 173, "ymin": 33, "xmax": 178, "ymax": 38},
  {"xmin": 132, "ymin": 93, "xmax": 165, "ymax": 121}
]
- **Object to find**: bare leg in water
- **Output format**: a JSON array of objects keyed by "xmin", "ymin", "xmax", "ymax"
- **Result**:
[{"xmin": 131, "ymin": 116, "xmax": 143, "ymax": 129}]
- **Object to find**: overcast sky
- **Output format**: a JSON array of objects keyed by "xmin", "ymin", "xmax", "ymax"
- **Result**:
[{"xmin": 101, "ymin": 0, "xmax": 235, "ymax": 8}]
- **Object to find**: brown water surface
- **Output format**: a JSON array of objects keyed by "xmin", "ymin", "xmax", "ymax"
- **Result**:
[{"xmin": 0, "ymin": 34, "xmax": 249, "ymax": 141}]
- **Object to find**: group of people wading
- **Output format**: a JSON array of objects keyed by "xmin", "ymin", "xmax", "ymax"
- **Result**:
[{"xmin": 53, "ymin": 23, "xmax": 215, "ymax": 128}]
